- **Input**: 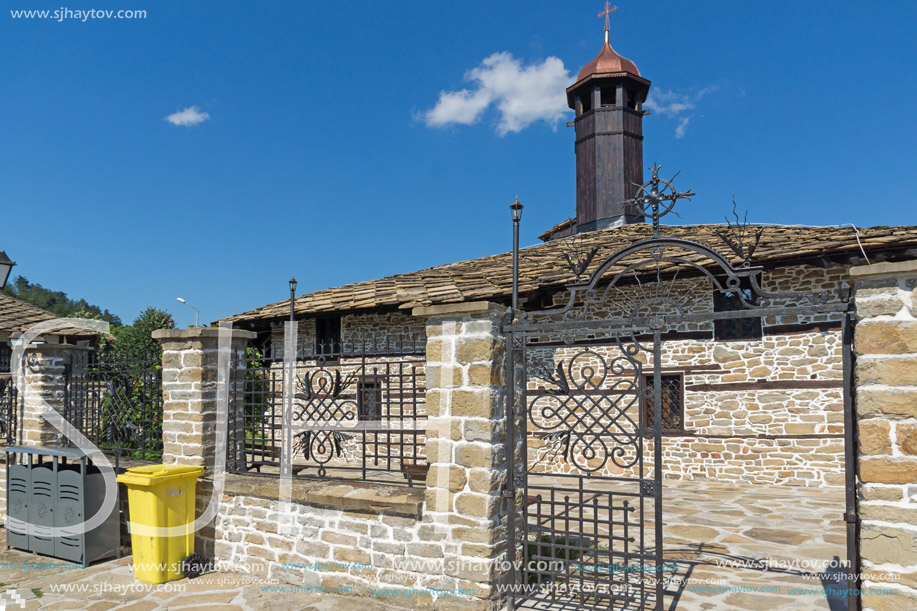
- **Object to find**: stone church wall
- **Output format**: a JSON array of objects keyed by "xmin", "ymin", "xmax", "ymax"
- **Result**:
[
  {"xmin": 262, "ymin": 265, "xmax": 849, "ymax": 488},
  {"xmin": 269, "ymin": 310, "xmax": 427, "ymax": 358},
  {"xmin": 523, "ymin": 264, "xmax": 849, "ymax": 487}
]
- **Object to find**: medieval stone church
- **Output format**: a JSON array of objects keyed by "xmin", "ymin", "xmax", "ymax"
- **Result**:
[{"xmin": 225, "ymin": 16, "xmax": 917, "ymax": 493}]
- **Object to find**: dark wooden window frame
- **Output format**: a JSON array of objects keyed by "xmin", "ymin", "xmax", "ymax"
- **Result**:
[
  {"xmin": 357, "ymin": 375, "xmax": 384, "ymax": 421},
  {"xmin": 713, "ymin": 275, "xmax": 763, "ymax": 341},
  {"xmin": 643, "ymin": 372, "xmax": 685, "ymax": 433},
  {"xmin": 0, "ymin": 344, "xmax": 10, "ymax": 374},
  {"xmin": 315, "ymin": 315, "xmax": 342, "ymax": 358}
]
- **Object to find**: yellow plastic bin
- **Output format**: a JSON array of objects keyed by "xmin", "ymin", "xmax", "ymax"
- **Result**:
[{"xmin": 116, "ymin": 464, "xmax": 205, "ymax": 584}]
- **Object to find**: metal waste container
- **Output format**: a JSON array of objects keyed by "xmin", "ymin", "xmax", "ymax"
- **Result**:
[{"xmin": 5, "ymin": 445, "xmax": 119, "ymax": 567}]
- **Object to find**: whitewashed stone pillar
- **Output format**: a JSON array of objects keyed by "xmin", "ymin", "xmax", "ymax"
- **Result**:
[
  {"xmin": 414, "ymin": 301, "xmax": 510, "ymax": 611},
  {"xmin": 851, "ymin": 261, "xmax": 917, "ymax": 610}
]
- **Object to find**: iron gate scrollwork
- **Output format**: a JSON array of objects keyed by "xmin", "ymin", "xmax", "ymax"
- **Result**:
[
  {"xmin": 502, "ymin": 165, "xmax": 854, "ymax": 610},
  {"xmin": 529, "ymin": 347, "xmax": 643, "ymax": 475},
  {"xmin": 231, "ymin": 335, "xmax": 427, "ymax": 483}
]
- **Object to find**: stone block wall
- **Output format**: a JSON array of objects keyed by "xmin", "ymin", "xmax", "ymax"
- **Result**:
[
  {"xmin": 269, "ymin": 310, "xmax": 426, "ymax": 358},
  {"xmin": 525, "ymin": 329, "xmax": 846, "ymax": 487},
  {"xmin": 851, "ymin": 261, "xmax": 917, "ymax": 610},
  {"xmin": 517, "ymin": 263, "xmax": 850, "ymax": 487},
  {"xmin": 18, "ymin": 344, "xmax": 90, "ymax": 447},
  {"xmin": 154, "ymin": 327, "xmax": 255, "ymax": 557},
  {"xmin": 164, "ymin": 304, "xmax": 510, "ymax": 610},
  {"xmin": 212, "ymin": 477, "xmax": 458, "ymax": 606},
  {"xmin": 210, "ymin": 475, "xmax": 498, "ymax": 610}
]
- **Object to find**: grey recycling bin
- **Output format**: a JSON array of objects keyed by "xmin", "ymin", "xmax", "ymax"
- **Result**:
[{"xmin": 5, "ymin": 446, "xmax": 119, "ymax": 567}]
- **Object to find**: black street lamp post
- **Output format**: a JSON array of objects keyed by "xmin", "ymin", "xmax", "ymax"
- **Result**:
[
  {"xmin": 0, "ymin": 251, "xmax": 16, "ymax": 290},
  {"xmin": 289, "ymin": 277, "xmax": 297, "ymax": 325},
  {"xmin": 505, "ymin": 196, "xmax": 523, "ymax": 610},
  {"xmin": 510, "ymin": 197, "xmax": 523, "ymax": 313}
]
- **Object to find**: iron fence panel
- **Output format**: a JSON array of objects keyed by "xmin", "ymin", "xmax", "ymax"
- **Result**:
[
  {"xmin": 62, "ymin": 348, "xmax": 163, "ymax": 461},
  {"xmin": 230, "ymin": 334, "xmax": 427, "ymax": 485}
]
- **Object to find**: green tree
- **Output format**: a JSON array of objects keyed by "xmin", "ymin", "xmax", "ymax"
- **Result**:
[
  {"xmin": 71, "ymin": 306, "xmax": 105, "ymax": 320},
  {"xmin": 2, "ymin": 276, "xmax": 122, "ymax": 326},
  {"xmin": 101, "ymin": 307, "xmax": 174, "ymax": 356}
]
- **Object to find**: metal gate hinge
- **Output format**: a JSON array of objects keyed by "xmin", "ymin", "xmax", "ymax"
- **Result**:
[{"xmin": 843, "ymin": 512, "xmax": 859, "ymax": 524}]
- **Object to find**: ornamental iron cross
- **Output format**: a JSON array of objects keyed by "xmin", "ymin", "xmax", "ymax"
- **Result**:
[
  {"xmin": 621, "ymin": 163, "xmax": 696, "ymax": 237},
  {"xmin": 598, "ymin": 2, "xmax": 617, "ymax": 35}
]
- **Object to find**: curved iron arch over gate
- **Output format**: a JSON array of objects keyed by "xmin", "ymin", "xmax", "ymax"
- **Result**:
[{"xmin": 502, "ymin": 166, "xmax": 857, "ymax": 611}]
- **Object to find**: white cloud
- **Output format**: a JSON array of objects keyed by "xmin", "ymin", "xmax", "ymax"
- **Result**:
[
  {"xmin": 422, "ymin": 52, "xmax": 571, "ymax": 136},
  {"xmin": 674, "ymin": 116, "xmax": 692, "ymax": 139},
  {"xmin": 165, "ymin": 106, "xmax": 210, "ymax": 127},
  {"xmin": 645, "ymin": 86, "xmax": 715, "ymax": 138}
]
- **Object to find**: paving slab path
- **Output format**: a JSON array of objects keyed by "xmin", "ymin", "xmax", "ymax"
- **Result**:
[
  {"xmin": 0, "ymin": 549, "xmax": 401, "ymax": 611},
  {"xmin": 0, "ymin": 480, "xmax": 856, "ymax": 610}
]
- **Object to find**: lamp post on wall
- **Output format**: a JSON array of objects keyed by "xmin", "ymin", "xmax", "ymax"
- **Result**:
[
  {"xmin": 0, "ymin": 251, "xmax": 17, "ymax": 290},
  {"xmin": 505, "ymin": 196, "xmax": 523, "ymax": 611},
  {"xmin": 175, "ymin": 297, "xmax": 199, "ymax": 327},
  {"xmin": 288, "ymin": 277, "xmax": 297, "ymax": 325},
  {"xmin": 510, "ymin": 197, "xmax": 523, "ymax": 313}
]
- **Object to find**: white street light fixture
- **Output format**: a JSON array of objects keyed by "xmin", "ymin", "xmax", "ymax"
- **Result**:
[{"xmin": 176, "ymin": 297, "xmax": 200, "ymax": 327}]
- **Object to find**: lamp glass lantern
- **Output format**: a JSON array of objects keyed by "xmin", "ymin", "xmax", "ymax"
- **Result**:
[
  {"xmin": 510, "ymin": 198, "xmax": 524, "ymax": 222},
  {"xmin": 0, "ymin": 252, "xmax": 16, "ymax": 290}
]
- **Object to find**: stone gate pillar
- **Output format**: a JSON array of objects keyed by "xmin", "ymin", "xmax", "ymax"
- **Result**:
[
  {"xmin": 414, "ymin": 301, "xmax": 511, "ymax": 611},
  {"xmin": 153, "ymin": 327, "xmax": 255, "ymax": 468},
  {"xmin": 851, "ymin": 261, "xmax": 917, "ymax": 610},
  {"xmin": 17, "ymin": 343, "xmax": 91, "ymax": 447},
  {"xmin": 3, "ymin": 343, "xmax": 90, "ymax": 527},
  {"xmin": 154, "ymin": 326, "xmax": 254, "ymax": 557}
]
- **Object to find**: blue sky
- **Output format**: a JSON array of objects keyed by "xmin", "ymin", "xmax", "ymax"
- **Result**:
[{"xmin": 1, "ymin": 1, "xmax": 915, "ymax": 327}]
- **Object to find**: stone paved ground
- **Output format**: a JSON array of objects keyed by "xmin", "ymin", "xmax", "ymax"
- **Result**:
[
  {"xmin": 0, "ymin": 481, "xmax": 851, "ymax": 610},
  {"xmin": 0, "ymin": 548, "xmax": 402, "ymax": 611},
  {"xmin": 653, "ymin": 480, "xmax": 850, "ymax": 610},
  {"xmin": 517, "ymin": 479, "xmax": 852, "ymax": 610}
]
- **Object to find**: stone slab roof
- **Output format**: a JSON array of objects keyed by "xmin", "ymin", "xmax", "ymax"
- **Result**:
[
  {"xmin": 225, "ymin": 223, "xmax": 917, "ymax": 324},
  {"xmin": 0, "ymin": 293, "xmax": 93, "ymax": 336}
]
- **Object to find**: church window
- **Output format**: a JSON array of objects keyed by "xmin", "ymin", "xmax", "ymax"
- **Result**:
[
  {"xmin": 643, "ymin": 374, "xmax": 684, "ymax": 432},
  {"xmin": 315, "ymin": 315, "xmax": 341, "ymax": 357},
  {"xmin": 713, "ymin": 276, "xmax": 763, "ymax": 341}
]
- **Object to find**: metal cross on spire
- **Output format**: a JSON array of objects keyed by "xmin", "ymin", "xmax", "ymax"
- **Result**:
[
  {"xmin": 598, "ymin": 2, "xmax": 617, "ymax": 43},
  {"xmin": 621, "ymin": 163, "xmax": 696, "ymax": 237}
]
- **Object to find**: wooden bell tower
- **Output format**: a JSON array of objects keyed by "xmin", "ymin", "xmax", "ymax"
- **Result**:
[{"xmin": 567, "ymin": 4, "xmax": 651, "ymax": 233}]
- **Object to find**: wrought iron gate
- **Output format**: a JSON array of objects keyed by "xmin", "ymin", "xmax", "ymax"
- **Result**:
[{"xmin": 502, "ymin": 166, "xmax": 855, "ymax": 610}]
